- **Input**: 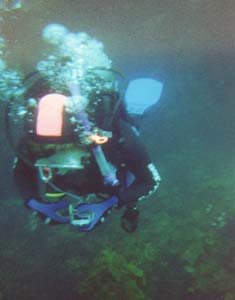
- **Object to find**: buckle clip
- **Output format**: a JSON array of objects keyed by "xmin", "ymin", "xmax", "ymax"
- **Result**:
[
  {"xmin": 38, "ymin": 166, "xmax": 53, "ymax": 182},
  {"xmin": 69, "ymin": 204, "xmax": 94, "ymax": 226}
]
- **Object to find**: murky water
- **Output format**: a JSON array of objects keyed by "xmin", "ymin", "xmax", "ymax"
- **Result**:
[{"xmin": 1, "ymin": 1, "xmax": 235, "ymax": 299}]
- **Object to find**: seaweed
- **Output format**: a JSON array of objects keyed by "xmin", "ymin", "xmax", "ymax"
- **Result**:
[{"xmin": 77, "ymin": 248, "xmax": 146, "ymax": 300}]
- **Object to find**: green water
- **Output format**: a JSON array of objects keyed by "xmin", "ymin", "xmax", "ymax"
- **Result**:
[{"xmin": 1, "ymin": 1, "xmax": 235, "ymax": 299}]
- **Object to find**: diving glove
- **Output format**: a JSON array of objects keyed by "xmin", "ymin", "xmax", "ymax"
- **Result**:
[{"xmin": 121, "ymin": 206, "xmax": 139, "ymax": 233}]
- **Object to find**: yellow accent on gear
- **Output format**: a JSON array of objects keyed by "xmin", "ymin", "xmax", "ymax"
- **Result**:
[{"xmin": 45, "ymin": 192, "xmax": 65, "ymax": 198}]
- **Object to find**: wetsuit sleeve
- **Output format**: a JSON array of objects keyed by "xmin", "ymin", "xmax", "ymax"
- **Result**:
[
  {"xmin": 117, "ymin": 120, "xmax": 161, "ymax": 207},
  {"xmin": 14, "ymin": 157, "xmax": 39, "ymax": 201}
]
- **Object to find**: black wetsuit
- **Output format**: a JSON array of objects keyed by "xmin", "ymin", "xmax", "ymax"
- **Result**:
[
  {"xmin": 14, "ymin": 119, "xmax": 160, "ymax": 208},
  {"xmin": 13, "ymin": 74, "xmax": 160, "ymax": 210}
]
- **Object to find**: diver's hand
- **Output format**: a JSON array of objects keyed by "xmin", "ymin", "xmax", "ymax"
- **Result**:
[{"xmin": 121, "ymin": 206, "xmax": 139, "ymax": 233}]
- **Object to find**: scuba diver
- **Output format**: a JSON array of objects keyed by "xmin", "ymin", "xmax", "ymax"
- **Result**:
[{"xmin": 6, "ymin": 24, "xmax": 162, "ymax": 233}]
